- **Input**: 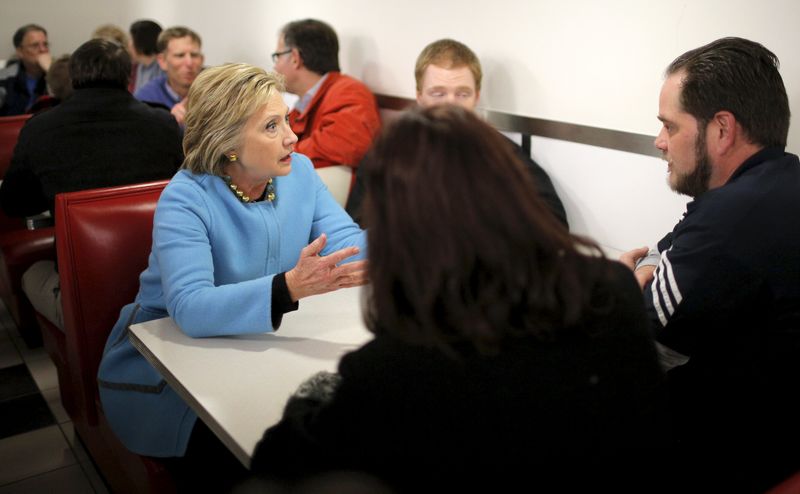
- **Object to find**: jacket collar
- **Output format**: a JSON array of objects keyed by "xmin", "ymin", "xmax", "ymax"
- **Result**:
[{"xmin": 289, "ymin": 71, "xmax": 342, "ymax": 131}]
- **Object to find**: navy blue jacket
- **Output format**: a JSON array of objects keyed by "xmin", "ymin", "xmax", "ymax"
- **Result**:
[
  {"xmin": 0, "ymin": 63, "xmax": 47, "ymax": 116},
  {"xmin": 0, "ymin": 87, "xmax": 183, "ymax": 217},
  {"xmin": 646, "ymin": 147, "xmax": 800, "ymax": 491}
]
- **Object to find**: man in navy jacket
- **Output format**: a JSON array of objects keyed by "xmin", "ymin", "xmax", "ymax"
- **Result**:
[
  {"xmin": 621, "ymin": 37, "xmax": 800, "ymax": 493},
  {"xmin": 0, "ymin": 24, "xmax": 51, "ymax": 116}
]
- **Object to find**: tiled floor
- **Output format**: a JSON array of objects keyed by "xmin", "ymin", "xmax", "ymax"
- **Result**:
[{"xmin": 0, "ymin": 302, "xmax": 108, "ymax": 493}]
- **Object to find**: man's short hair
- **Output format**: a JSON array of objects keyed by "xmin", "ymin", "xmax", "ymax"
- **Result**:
[
  {"xmin": 156, "ymin": 26, "xmax": 201, "ymax": 53},
  {"xmin": 281, "ymin": 19, "xmax": 340, "ymax": 75},
  {"xmin": 69, "ymin": 38, "xmax": 131, "ymax": 90},
  {"xmin": 92, "ymin": 24, "xmax": 129, "ymax": 47},
  {"xmin": 130, "ymin": 20, "xmax": 162, "ymax": 56},
  {"xmin": 13, "ymin": 24, "xmax": 47, "ymax": 48},
  {"xmin": 46, "ymin": 54, "xmax": 72, "ymax": 100},
  {"xmin": 415, "ymin": 39, "xmax": 482, "ymax": 93},
  {"xmin": 666, "ymin": 37, "xmax": 790, "ymax": 149}
]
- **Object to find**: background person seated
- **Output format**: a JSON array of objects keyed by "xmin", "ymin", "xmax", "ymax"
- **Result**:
[
  {"xmin": 0, "ymin": 24, "xmax": 51, "ymax": 116},
  {"xmin": 0, "ymin": 38, "xmax": 183, "ymax": 329},
  {"xmin": 273, "ymin": 19, "xmax": 380, "ymax": 171},
  {"xmin": 134, "ymin": 25, "xmax": 203, "ymax": 125},
  {"xmin": 28, "ymin": 53, "xmax": 72, "ymax": 113},
  {"xmin": 251, "ymin": 105, "xmax": 668, "ymax": 492},
  {"xmin": 91, "ymin": 23, "xmax": 130, "ymax": 49},
  {"xmin": 346, "ymin": 38, "xmax": 568, "ymax": 228},
  {"xmin": 97, "ymin": 63, "xmax": 367, "ymax": 492},
  {"xmin": 128, "ymin": 19, "xmax": 164, "ymax": 93}
]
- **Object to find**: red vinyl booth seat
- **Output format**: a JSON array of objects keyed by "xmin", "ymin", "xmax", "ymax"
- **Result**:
[
  {"xmin": 766, "ymin": 470, "xmax": 800, "ymax": 494},
  {"xmin": 0, "ymin": 114, "xmax": 31, "ymax": 173},
  {"xmin": 48, "ymin": 180, "xmax": 174, "ymax": 493},
  {"xmin": 0, "ymin": 114, "xmax": 32, "ymax": 232},
  {"xmin": 0, "ymin": 114, "xmax": 50, "ymax": 349}
]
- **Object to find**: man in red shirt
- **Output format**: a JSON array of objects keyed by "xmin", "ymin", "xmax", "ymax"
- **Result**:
[{"xmin": 272, "ymin": 19, "xmax": 380, "ymax": 174}]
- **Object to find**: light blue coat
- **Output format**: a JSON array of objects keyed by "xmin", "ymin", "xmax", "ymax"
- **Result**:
[{"xmin": 97, "ymin": 154, "xmax": 366, "ymax": 457}]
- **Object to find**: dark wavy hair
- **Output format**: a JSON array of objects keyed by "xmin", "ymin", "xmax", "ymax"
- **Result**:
[
  {"xmin": 281, "ymin": 19, "xmax": 340, "ymax": 75},
  {"xmin": 362, "ymin": 105, "xmax": 602, "ymax": 355},
  {"xmin": 69, "ymin": 38, "xmax": 131, "ymax": 90},
  {"xmin": 666, "ymin": 37, "xmax": 790, "ymax": 149}
]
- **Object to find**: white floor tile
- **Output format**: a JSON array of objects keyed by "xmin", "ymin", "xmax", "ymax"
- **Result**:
[
  {"xmin": 0, "ymin": 464, "xmax": 94, "ymax": 494},
  {"xmin": 14, "ymin": 340, "xmax": 48, "ymax": 365},
  {"xmin": 79, "ymin": 460, "xmax": 109, "ymax": 494},
  {"xmin": 0, "ymin": 302, "xmax": 16, "ymax": 333},
  {"xmin": 0, "ymin": 337, "xmax": 22, "ymax": 370},
  {"xmin": 41, "ymin": 387, "xmax": 70, "ymax": 424},
  {"xmin": 0, "ymin": 425, "xmax": 77, "ymax": 486},
  {"xmin": 24, "ymin": 356, "xmax": 58, "ymax": 392},
  {"xmin": 58, "ymin": 423, "xmax": 89, "ymax": 463}
]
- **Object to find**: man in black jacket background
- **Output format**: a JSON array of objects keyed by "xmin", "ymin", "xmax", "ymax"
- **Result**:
[{"xmin": 0, "ymin": 38, "xmax": 183, "ymax": 329}]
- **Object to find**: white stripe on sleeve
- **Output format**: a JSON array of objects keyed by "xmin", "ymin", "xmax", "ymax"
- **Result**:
[
  {"xmin": 651, "ymin": 264, "xmax": 669, "ymax": 327},
  {"xmin": 661, "ymin": 252, "xmax": 683, "ymax": 305}
]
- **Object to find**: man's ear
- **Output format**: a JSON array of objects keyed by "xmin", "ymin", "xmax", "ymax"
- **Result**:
[
  {"xmin": 291, "ymin": 48, "xmax": 302, "ymax": 69},
  {"xmin": 709, "ymin": 111, "xmax": 737, "ymax": 155},
  {"xmin": 157, "ymin": 53, "xmax": 168, "ymax": 71}
]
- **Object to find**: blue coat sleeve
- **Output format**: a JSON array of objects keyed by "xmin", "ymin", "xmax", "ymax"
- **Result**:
[
  {"xmin": 299, "ymin": 156, "xmax": 367, "ymax": 260},
  {"xmin": 152, "ymin": 180, "xmax": 276, "ymax": 337}
]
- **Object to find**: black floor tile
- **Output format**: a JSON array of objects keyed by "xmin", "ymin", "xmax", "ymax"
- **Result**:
[
  {"xmin": 0, "ymin": 364, "xmax": 39, "ymax": 401},
  {"xmin": 0, "ymin": 364, "xmax": 56, "ymax": 439},
  {"xmin": 0, "ymin": 392, "xmax": 56, "ymax": 439}
]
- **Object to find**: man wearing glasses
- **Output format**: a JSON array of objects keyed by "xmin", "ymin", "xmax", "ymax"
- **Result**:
[
  {"xmin": 0, "ymin": 24, "xmax": 52, "ymax": 116},
  {"xmin": 272, "ymin": 19, "xmax": 380, "ymax": 181}
]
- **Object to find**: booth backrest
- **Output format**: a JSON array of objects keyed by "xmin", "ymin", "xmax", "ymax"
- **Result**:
[
  {"xmin": 766, "ymin": 470, "xmax": 800, "ymax": 494},
  {"xmin": 0, "ymin": 114, "xmax": 33, "ymax": 232},
  {"xmin": 56, "ymin": 180, "xmax": 168, "ymax": 425},
  {"xmin": 0, "ymin": 114, "xmax": 31, "ymax": 178}
]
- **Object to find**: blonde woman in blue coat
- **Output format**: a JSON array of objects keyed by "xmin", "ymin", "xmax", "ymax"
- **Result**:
[{"xmin": 97, "ymin": 63, "xmax": 367, "ymax": 490}]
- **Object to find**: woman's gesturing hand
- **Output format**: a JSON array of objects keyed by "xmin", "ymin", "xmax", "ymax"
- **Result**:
[{"xmin": 285, "ymin": 233, "xmax": 368, "ymax": 301}]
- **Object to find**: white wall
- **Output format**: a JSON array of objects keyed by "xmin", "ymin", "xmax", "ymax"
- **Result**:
[{"xmin": 2, "ymin": 0, "xmax": 796, "ymax": 252}]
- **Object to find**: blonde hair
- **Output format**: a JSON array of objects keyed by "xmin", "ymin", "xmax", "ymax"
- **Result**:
[
  {"xmin": 414, "ymin": 39, "xmax": 482, "ymax": 92},
  {"xmin": 182, "ymin": 63, "xmax": 284, "ymax": 175},
  {"xmin": 91, "ymin": 24, "xmax": 129, "ymax": 48}
]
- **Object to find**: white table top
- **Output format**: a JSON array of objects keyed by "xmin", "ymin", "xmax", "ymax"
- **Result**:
[{"xmin": 128, "ymin": 286, "xmax": 371, "ymax": 468}]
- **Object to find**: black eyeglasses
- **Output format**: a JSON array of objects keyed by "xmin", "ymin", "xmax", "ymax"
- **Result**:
[{"xmin": 271, "ymin": 48, "xmax": 292, "ymax": 63}]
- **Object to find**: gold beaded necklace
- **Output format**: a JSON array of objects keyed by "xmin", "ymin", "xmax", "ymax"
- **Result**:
[{"xmin": 222, "ymin": 176, "xmax": 276, "ymax": 203}]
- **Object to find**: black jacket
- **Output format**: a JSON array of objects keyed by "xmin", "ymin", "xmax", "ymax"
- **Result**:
[
  {"xmin": 646, "ymin": 147, "xmax": 800, "ymax": 492},
  {"xmin": 345, "ymin": 133, "xmax": 569, "ymax": 229},
  {"xmin": 0, "ymin": 87, "xmax": 183, "ymax": 217},
  {"xmin": 252, "ymin": 260, "xmax": 667, "ymax": 492}
]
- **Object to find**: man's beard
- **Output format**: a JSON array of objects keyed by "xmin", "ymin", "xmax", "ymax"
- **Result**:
[{"xmin": 670, "ymin": 129, "xmax": 712, "ymax": 198}]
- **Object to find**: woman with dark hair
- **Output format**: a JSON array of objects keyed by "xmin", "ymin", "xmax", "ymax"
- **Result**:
[{"xmin": 251, "ymin": 105, "xmax": 668, "ymax": 492}]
